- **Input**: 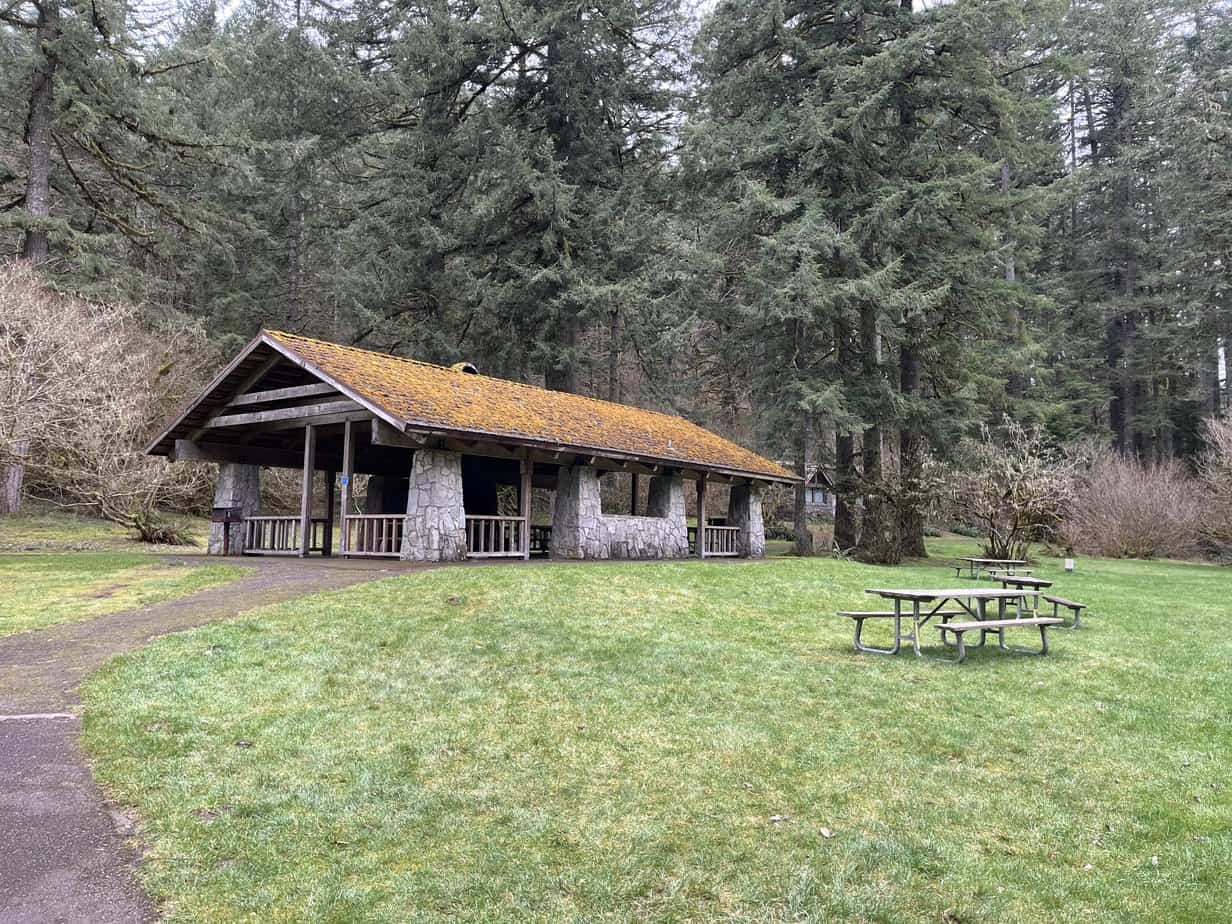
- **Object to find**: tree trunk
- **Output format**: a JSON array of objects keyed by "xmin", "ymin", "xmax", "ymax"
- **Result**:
[
  {"xmin": 832, "ymin": 275, "xmax": 858, "ymax": 552},
  {"xmin": 286, "ymin": 185, "xmax": 305, "ymax": 329},
  {"xmin": 20, "ymin": 2, "xmax": 58, "ymax": 264},
  {"xmin": 285, "ymin": 0, "xmax": 306, "ymax": 329},
  {"xmin": 793, "ymin": 426, "xmax": 814, "ymax": 557},
  {"xmin": 540, "ymin": 25, "xmax": 582, "ymax": 395},
  {"xmin": 607, "ymin": 308, "xmax": 621, "ymax": 402},
  {"xmin": 856, "ymin": 302, "xmax": 898, "ymax": 564},
  {"xmin": 544, "ymin": 312, "xmax": 579, "ymax": 393},
  {"xmin": 0, "ymin": 439, "xmax": 29, "ymax": 516},
  {"xmin": 1002, "ymin": 161, "xmax": 1028, "ymax": 399},
  {"xmin": 898, "ymin": 341, "xmax": 926, "ymax": 558},
  {"xmin": 833, "ymin": 431, "xmax": 856, "ymax": 551}
]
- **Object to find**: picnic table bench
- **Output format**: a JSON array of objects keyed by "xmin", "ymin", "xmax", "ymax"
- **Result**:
[
  {"xmin": 848, "ymin": 588, "xmax": 1040, "ymax": 659},
  {"xmin": 937, "ymin": 616, "xmax": 1063, "ymax": 663},
  {"xmin": 838, "ymin": 608, "xmax": 966, "ymax": 654},
  {"xmin": 1043, "ymin": 594, "xmax": 1087, "ymax": 630}
]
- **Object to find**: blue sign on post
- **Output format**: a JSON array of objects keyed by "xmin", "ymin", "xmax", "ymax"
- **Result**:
[{"xmin": 341, "ymin": 475, "xmax": 350, "ymax": 486}]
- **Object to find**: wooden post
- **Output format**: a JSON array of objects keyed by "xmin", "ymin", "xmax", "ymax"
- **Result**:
[
  {"xmin": 630, "ymin": 472, "xmax": 640, "ymax": 516},
  {"xmin": 299, "ymin": 424, "xmax": 316, "ymax": 557},
  {"xmin": 339, "ymin": 419, "xmax": 354, "ymax": 557},
  {"xmin": 695, "ymin": 473, "xmax": 707, "ymax": 559},
  {"xmin": 323, "ymin": 470, "xmax": 336, "ymax": 556},
  {"xmin": 520, "ymin": 457, "xmax": 532, "ymax": 560}
]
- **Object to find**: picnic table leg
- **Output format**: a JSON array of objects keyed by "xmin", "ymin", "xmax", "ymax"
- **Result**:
[
  {"xmin": 933, "ymin": 627, "xmax": 967, "ymax": 664},
  {"xmin": 853, "ymin": 615, "xmax": 901, "ymax": 655},
  {"xmin": 973, "ymin": 598, "xmax": 990, "ymax": 648},
  {"xmin": 891, "ymin": 598, "xmax": 902, "ymax": 655},
  {"xmin": 997, "ymin": 623, "xmax": 1052, "ymax": 656},
  {"xmin": 1050, "ymin": 599, "xmax": 1082, "ymax": 630},
  {"xmin": 911, "ymin": 599, "xmax": 923, "ymax": 657}
]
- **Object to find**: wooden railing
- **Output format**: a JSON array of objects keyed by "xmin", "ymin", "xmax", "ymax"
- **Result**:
[
  {"xmin": 530, "ymin": 525, "xmax": 552, "ymax": 556},
  {"xmin": 704, "ymin": 525, "xmax": 739, "ymax": 557},
  {"xmin": 343, "ymin": 515, "xmax": 404, "ymax": 558},
  {"xmin": 466, "ymin": 515, "xmax": 525, "ymax": 558},
  {"xmin": 688, "ymin": 524, "xmax": 740, "ymax": 557},
  {"xmin": 243, "ymin": 516, "xmax": 327, "ymax": 555}
]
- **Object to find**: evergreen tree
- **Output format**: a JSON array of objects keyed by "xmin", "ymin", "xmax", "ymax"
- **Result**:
[{"xmin": 1, "ymin": 0, "xmax": 219, "ymax": 274}]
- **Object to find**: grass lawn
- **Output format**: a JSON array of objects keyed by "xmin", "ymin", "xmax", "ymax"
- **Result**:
[
  {"xmin": 0, "ymin": 552, "xmax": 249, "ymax": 637},
  {"xmin": 82, "ymin": 543, "xmax": 1231, "ymax": 922},
  {"xmin": 0, "ymin": 503, "xmax": 209, "ymax": 553}
]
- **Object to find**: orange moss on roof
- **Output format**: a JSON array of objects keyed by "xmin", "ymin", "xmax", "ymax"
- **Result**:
[{"xmin": 265, "ymin": 330, "xmax": 795, "ymax": 481}]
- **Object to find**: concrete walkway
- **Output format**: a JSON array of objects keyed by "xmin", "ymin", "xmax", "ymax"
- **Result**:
[{"xmin": 0, "ymin": 555, "xmax": 418, "ymax": 923}]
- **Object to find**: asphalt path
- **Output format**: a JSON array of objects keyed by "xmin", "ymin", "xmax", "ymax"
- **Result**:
[{"xmin": 0, "ymin": 555, "xmax": 415, "ymax": 923}]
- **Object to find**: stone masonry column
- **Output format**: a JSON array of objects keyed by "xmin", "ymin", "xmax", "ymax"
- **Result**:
[
  {"xmin": 400, "ymin": 450, "xmax": 468, "ymax": 561},
  {"xmin": 208, "ymin": 463, "xmax": 261, "ymax": 555},
  {"xmin": 645, "ymin": 471, "xmax": 690, "ymax": 557},
  {"xmin": 551, "ymin": 465, "xmax": 608, "ymax": 559},
  {"xmin": 728, "ymin": 482, "xmax": 766, "ymax": 558}
]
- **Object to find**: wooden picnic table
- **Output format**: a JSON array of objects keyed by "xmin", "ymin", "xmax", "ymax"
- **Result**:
[
  {"xmin": 955, "ymin": 557, "xmax": 1027, "ymax": 580},
  {"xmin": 863, "ymin": 587, "xmax": 1039, "ymax": 657}
]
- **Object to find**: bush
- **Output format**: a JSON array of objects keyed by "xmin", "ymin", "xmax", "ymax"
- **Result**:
[
  {"xmin": 940, "ymin": 420, "xmax": 1073, "ymax": 561},
  {"xmin": 0, "ymin": 264, "xmax": 215, "ymax": 540},
  {"xmin": 1065, "ymin": 453, "xmax": 1203, "ymax": 560},
  {"xmin": 1197, "ymin": 418, "xmax": 1232, "ymax": 559}
]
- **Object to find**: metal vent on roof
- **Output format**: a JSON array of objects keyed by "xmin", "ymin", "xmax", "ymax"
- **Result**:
[{"xmin": 450, "ymin": 361, "xmax": 480, "ymax": 375}]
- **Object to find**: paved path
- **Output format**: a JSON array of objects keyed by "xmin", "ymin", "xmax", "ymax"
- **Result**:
[{"xmin": 0, "ymin": 556, "xmax": 418, "ymax": 923}]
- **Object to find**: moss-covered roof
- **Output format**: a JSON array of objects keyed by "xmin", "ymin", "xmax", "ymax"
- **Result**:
[{"xmin": 265, "ymin": 331, "xmax": 794, "ymax": 482}]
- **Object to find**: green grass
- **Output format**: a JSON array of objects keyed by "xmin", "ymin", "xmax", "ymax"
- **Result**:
[
  {"xmin": 0, "ymin": 553, "xmax": 248, "ymax": 637},
  {"xmin": 82, "ymin": 543, "xmax": 1232, "ymax": 922},
  {"xmin": 0, "ymin": 503, "xmax": 209, "ymax": 552}
]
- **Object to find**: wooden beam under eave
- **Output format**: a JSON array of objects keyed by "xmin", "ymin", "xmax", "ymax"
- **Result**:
[
  {"xmin": 173, "ymin": 438, "xmax": 410, "ymax": 477},
  {"xmin": 371, "ymin": 419, "xmax": 430, "ymax": 449},
  {"xmin": 589, "ymin": 457, "xmax": 663, "ymax": 477},
  {"xmin": 225, "ymin": 382, "xmax": 340, "ymax": 408},
  {"xmin": 241, "ymin": 410, "xmax": 373, "ymax": 434},
  {"xmin": 205, "ymin": 399, "xmax": 362, "ymax": 429}
]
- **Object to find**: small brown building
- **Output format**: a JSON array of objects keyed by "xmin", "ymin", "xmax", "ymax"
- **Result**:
[{"xmin": 148, "ymin": 331, "xmax": 797, "ymax": 562}]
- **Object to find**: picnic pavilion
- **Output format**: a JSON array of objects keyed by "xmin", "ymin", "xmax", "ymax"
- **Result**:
[{"xmin": 147, "ymin": 331, "xmax": 797, "ymax": 562}]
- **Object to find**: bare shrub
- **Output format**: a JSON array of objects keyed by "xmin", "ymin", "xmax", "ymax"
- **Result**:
[
  {"xmin": 1065, "ymin": 453, "xmax": 1203, "ymax": 560},
  {"xmin": 941, "ymin": 420, "xmax": 1073, "ymax": 561},
  {"xmin": 0, "ymin": 263, "xmax": 215, "ymax": 541},
  {"xmin": 1197, "ymin": 417, "xmax": 1232, "ymax": 558}
]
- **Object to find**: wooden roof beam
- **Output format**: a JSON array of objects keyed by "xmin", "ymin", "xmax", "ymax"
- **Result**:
[
  {"xmin": 225, "ymin": 382, "xmax": 340, "ymax": 409},
  {"xmin": 204, "ymin": 399, "xmax": 362, "ymax": 429}
]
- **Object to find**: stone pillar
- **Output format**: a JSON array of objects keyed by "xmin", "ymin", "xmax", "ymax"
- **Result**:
[
  {"xmin": 646, "ymin": 471, "xmax": 689, "ymax": 557},
  {"xmin": 728, "ymin": 482, "xmax": 766, "ymax": 558},
  {"xmin": 400, "ymin": 450, "xmax": 467, "ymax": 561},
  {"xmin": 208, "ymin": 463, "xmax": 261, "ymax": 555},
  {"xmin": 551, "ymin": 465, "xmax": 608, "ymax": 559}
]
